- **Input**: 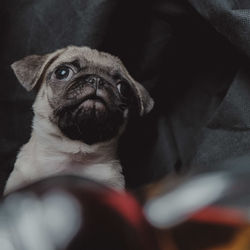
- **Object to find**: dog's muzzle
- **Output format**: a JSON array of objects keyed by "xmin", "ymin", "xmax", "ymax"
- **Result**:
[
  {"xmin": 66, "ymin": 74, "xmax": 111, "ymax": 102},
  {"xmin": 55, "ymin": 73, "xmax": 125, "ymax": 144}
]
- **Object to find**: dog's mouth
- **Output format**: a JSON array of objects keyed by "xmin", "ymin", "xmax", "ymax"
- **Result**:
[
  {"xmin": 60, "ymin": 93, "xmax": 107, "ymax": 110},
  {"xmin": 78, "ymin": 95, "xmax": 107, "ymax": 111},
  {"xmin": 81, "ymin": 95, "xmax": 106, "ymax": 104}
]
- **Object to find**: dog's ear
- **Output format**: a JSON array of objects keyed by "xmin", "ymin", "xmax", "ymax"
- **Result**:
[
  {"xmin": 129, "ymin": 80, "xmax": 154, "ymax": 116},
  {"xmin": 117, "ymin": 60, "xmax": 154, "ymax": 116},
  {"xmin": 120, "ymin": 66, "xmax": 154, "ymax": 116},
  {"xmin": 11, "ymin": 49, "xmax": 63, "ymax": 91}
]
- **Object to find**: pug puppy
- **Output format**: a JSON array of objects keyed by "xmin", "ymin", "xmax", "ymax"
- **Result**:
[{"xmin": 4, "ymin": 46, "xmax": 154, "ymax": 194}]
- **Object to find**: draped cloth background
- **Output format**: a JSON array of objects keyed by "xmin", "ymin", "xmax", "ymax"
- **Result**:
[{"xmin": 1, "ymin": 0, "xmax": 250, "ymax": 193}]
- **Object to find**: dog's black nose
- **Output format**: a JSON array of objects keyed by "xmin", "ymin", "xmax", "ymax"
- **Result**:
[{"xmin": 84, "ymin": 75, "xmax": 105, "ymax": 89}]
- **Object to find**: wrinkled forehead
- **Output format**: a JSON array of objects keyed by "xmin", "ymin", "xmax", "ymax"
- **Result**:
[{"xmin": 49, "ymin": 46, "xmax": 124, "ymax": 73}]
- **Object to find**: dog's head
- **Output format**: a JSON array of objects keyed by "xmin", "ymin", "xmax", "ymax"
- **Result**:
[{"xmin": 11, "ymin": 46, "xmax": 154, "ymax": 144}]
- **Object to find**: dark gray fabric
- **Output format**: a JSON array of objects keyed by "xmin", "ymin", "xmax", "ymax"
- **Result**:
[{"xmin": 1, "ymin": 0, "xmax": 250, "ymax": 192}]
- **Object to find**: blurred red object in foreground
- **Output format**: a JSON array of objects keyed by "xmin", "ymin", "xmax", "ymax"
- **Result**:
[
  {"xmin": 154, "ymin": 206, "xmax": 250, "ymax": 250},
  {"xmin": 3, "ymin": 169, "xmax": 250, "ymax": 250},
  {"xmin": 142, "ymin": 169, "xmax": 250, "ymax": 250}
]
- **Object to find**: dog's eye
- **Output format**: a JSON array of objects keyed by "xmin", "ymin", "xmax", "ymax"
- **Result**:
[
  {"xmin": 54, "ymin": 66, "xmax": 74, "ymax": 80},
  {"xmin": 117, "ymin": 81, "xmax": 130, "ymax": 98}
]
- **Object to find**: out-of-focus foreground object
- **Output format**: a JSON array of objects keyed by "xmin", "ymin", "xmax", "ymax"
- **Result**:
[
  {"xmin": 2, "ymin": 158, "xmax": 250, "ymax": 250},
  {"xmin": 143, "ymin": 156, "xmax": 250, "ymax": 250},
  {"xmin": 0, "ymin": 176, "xmax": 158, "ymax": 250}
]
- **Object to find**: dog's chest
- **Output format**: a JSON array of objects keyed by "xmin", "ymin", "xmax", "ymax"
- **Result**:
[
  {"xmin": 34, "ymin": 152, "xmax": 122, "ymax": 186},
  {"xmin": 37, "ymin": 152, "xmax": 99, "ymax": 175},
  {"xmin": 38, "ymin": 151, "xmax": 117, "ymax": 178},
  {"xmin": 12, "ymin": 134, "xmax": 124, "ymax": 190}
]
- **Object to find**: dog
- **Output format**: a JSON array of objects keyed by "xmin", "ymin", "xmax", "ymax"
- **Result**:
[{"xmin": 4, "ymin": 46, "xmax": 154, "ymax": 194}]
